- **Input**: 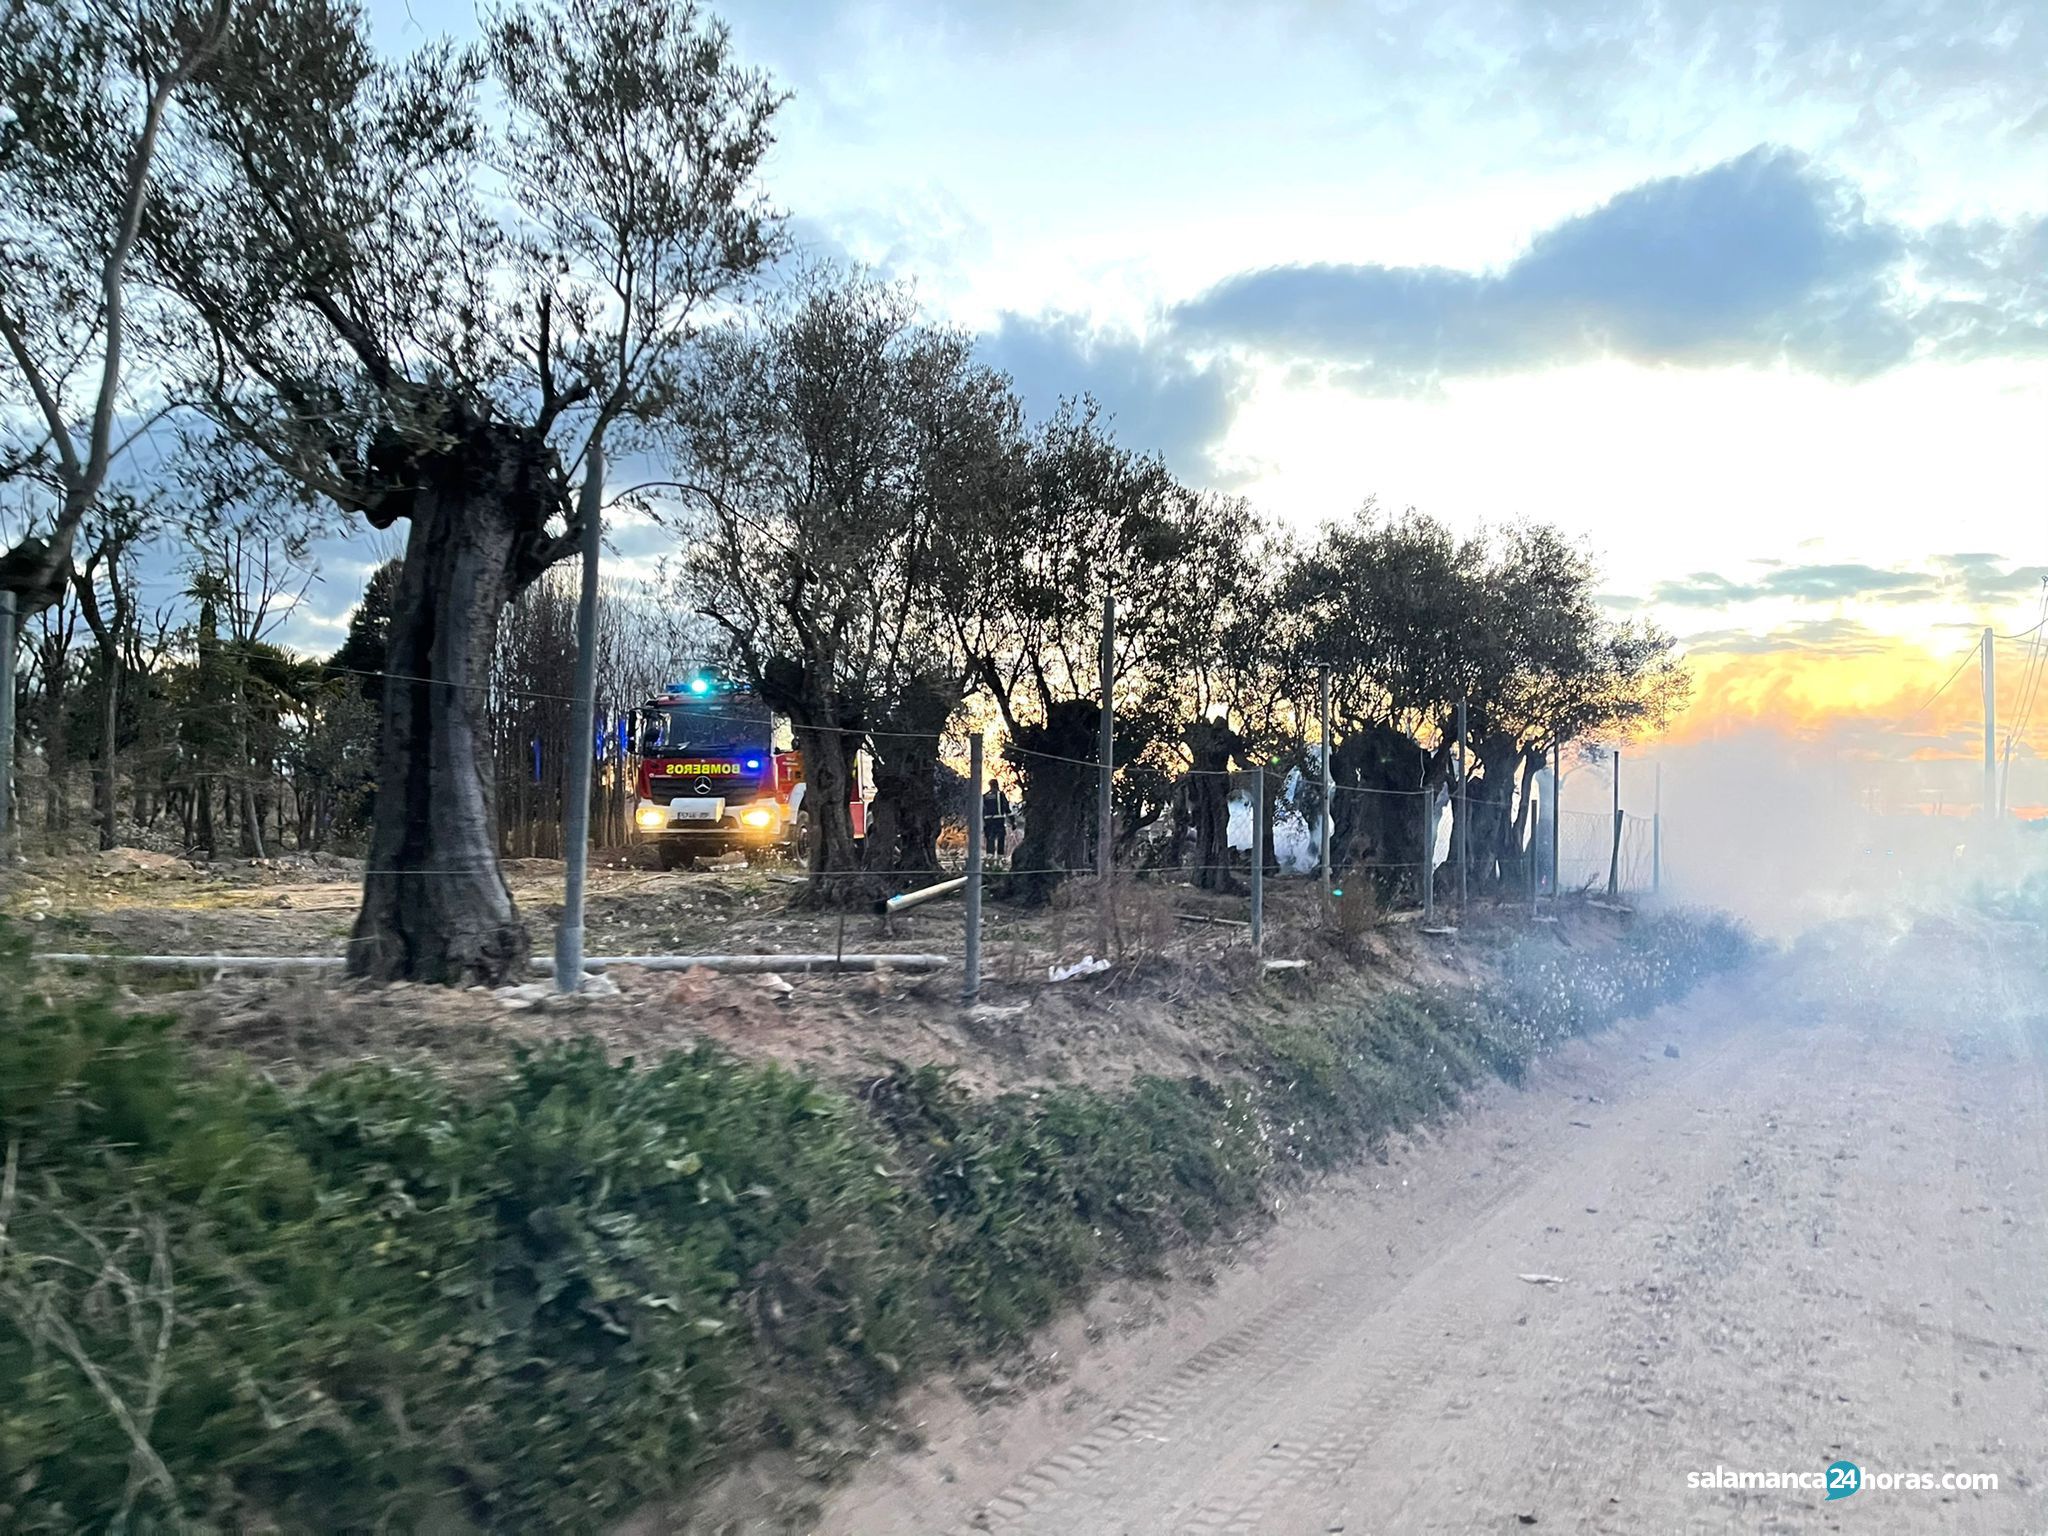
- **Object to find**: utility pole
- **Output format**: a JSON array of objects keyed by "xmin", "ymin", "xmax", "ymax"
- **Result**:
[
  {"xmin": 1454, "ymin": 696, "xmax": 1468, "ymax": 907},
  {"xmin": 555, "ymin": 442, "xmax": 605, "ymax": 993},
  {"xmin": 1098, "ymin": 591, "xmax": 1115, "ymax": 949},
  {"xmin": 1983, "ymin": 626, "xmax": 1997, "ymax": 828},
  {"xmin": 1606, "ymin": 744, "xmax": 1622, "ymax": 899},
  {"xmin": 1319, "ymin": 666, "xmax": 1334, "ymax": 907},
  {"xmin": 963, "ymin": 734, "xmax": 983, "ymax": 1005}
]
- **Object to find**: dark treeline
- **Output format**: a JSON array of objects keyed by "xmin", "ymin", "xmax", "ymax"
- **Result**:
[{"xmin": 679, "ymin": 277, "xmax": 1686, "ymax": 907}]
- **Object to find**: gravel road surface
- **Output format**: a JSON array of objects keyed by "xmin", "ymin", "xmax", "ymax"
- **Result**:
[{"xmin": 816, "ymin": 916, "xmax": 2048, "ymax": 1535}]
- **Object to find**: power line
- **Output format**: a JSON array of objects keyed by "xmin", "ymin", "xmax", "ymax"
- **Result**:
[{"xmin": 1894, "ymin": 643, "xmax": 1979, "ymax": 732}]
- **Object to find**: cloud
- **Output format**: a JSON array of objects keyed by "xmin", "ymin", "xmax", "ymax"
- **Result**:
[
  {"xmin": 1936, "ymin": 555, "xmax": 2048, "ymax": 605},
  {"xmin": 1652, "ymin": 556, "xmax": 2046, "ymax": 612},
  {"xmin": 1651, "ymin": 562, "xmax": 1945, "ymax": 608},
  {"xmin": 1171, "ymin": 147, "xmax": 2044, "ymax": 392},
  {"xmin": 975, "ymin": 313, "xmax": 1246, "ymax": 481},
  {"xmin": 1652, "ymin": 571, "xmax": 1770, "ymax": 607},
  {"xmin": 1681, "ymin": 618, "xmax": 1893, "ymax": 657}
]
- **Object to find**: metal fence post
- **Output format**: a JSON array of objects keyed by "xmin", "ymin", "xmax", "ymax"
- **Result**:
[
  {"xmin": 1454, "ymin": 696, "xmax": 1468, "ymax": 908},
  {"xmin": 1098, "ymin": 590, "xmax": 1114, "ymax": 952},
  {"xmin": 1318, "ymin": 666, "xmax": 1333, "ymax": 909},
  {"xmin": 1550, "ymin": 737, "xmax": 1562, "ymax": 911},
  {"xmin": 1528, "ymin": 791, "xmax": 1539, "ymax": 918},
  {"xmin": 964, "ymin": 734, "xmax": 983, "ymax": 1005},
  {"xmin": 1249, "ymin": 764, "xmax": 1264, "ymax": 961},
  {"xmin": 1652, "ymin": 761, "xmax": 1663, "ymax": 896},
  {"xmin": 1421, "ymin": 787, "xmax": 1435, "ymax": 925},
  {"xmin": 555, "ymin": 440, "xmax": 604, "ymax": 994},
  {"xmin": 1607, "ymin": 744, "xmax": 1622, "ymax": 899},
  {"xmin": 0, "ymin": 588, "xmax": 13, "ymax": 852}
]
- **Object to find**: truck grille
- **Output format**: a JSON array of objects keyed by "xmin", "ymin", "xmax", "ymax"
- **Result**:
[{"xmin": 648, "ymin": 775, "xmax": 759, "ymax": 805}]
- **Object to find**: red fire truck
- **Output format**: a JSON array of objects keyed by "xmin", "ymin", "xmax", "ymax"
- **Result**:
[{"xmin": 628, "ymin": 673, "xmax": 871, "ymax": 869}]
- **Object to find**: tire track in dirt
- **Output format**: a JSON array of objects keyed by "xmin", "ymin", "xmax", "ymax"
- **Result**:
[
  {"xmin": 813, "ymin": 929, "xmax": 2048, "ymax": 1535},
  {"xmin": 817, "ymin": 975, "xmax": 1777, "ymax": 1535}
]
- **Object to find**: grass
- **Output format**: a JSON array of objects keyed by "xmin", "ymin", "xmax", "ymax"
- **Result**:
[{"xmin": 0, "ymin": 908, "xmax": 1751, "ymax": 1532}]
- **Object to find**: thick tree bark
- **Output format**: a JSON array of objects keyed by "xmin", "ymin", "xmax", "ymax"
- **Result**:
[
  {"xmin": 347, "ymin": 423, "xmax": 559, "ymax": 985},
  {"xmin": 235, "ymin": 700, "xmax": 265, "ymax": 857},
  {"xmin": 757, "ymin": 656, "xmax": 875, "ymax": 907},
  {"xmin": 1004, "ymin": 698, "xmax": 1099, "ymax": 906},
  {"xmin": 1463, "ymin": 734, "xmax": 1524, "ymax": 892},
  {"xmin": 94, "ymin": 649, "xmax": 118, "ymax": 850},
  {"xmin": 864, "ymin": 674, "xmax": 958, "ymax": 880},
  {"xmin": 791, "ymin": 721, "xmax": 870, "ymax": 904},
  {"xmin": 1328, "ymin": 720, "xmax": 1425, "ymax": 902},
  {"xmin": 1185, "ymin": 717, "xmax": 1242, "ymax": 893},
  {"xmin": 42, "ymin": 651, "xmax": 66, "ymax": 839}
]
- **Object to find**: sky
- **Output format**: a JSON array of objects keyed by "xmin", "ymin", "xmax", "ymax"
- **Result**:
[{"xmin": 336, "ymin": 0, "xmax": 2048, "ymax": 810}]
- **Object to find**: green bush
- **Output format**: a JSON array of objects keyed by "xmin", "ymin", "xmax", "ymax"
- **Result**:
[{"xmin": 0, "ymin": 907, "xmax": 1751, "ymax": 1531}]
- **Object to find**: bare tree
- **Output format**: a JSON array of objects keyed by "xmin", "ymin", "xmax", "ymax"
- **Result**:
[
  {"xmin": 70, "ymin": 496, "xmax": 151, "ymax": 848},
  {"xmin": 0, "ymin": 0, "xmax": 232, "ymax": 613}
]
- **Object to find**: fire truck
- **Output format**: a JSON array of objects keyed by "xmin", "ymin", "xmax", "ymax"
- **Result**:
[{"xmin": 628, "ymin": 672, "xmax": 872, "ymax": 869}]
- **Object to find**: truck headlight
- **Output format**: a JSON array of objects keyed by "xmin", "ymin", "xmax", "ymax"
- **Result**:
[
  {"xmin": 740, "ymin": 807, "xmax": 773, "ymax": 829},
  {"xmin": 636, "ymin": 806, "xmax": 668, "ymax": 830}
]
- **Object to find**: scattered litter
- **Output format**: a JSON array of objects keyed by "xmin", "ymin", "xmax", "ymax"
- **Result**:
[
  {"xmin": 1262, "ymin": 958, "xmax": 1309, "ymax": 972},
  {"xmin": 1048, "ymin": 955, "xmax": 1112, "ymax": 982},
  {"xmin": 1568, "ymin": 1119, "xmax": 1593, "ymax": 1129},
  {"xmin": 968, "ymin": 1002, "xmax": 1030, "ymax": 1021},
  {"xmin": 754, "ymin": 972, "xmax": 794, "ymax": 1000},
  {"xmin": 1517, "ymin": 1273, "xmax": 1567, "ymax": 1287}
]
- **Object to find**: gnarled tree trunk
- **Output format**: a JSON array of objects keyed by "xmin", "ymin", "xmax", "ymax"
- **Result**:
[
  {"xmin": 1004, "ymin": 697, "xmax": 1099, "ymax": 906},
  {"xmin": 791, "ymin": 720, "xmax": 870, "ymax": 905},
  {"xmin": 347, "ymin": 420, "xmax": 560, "ymax": 985},
  {"xmin": 864, "ymin": 673, "xmax": 958, "ymax": 880},
  {"xmin": 1462, "ymin": 734, "xmax": 1523, "ymax": 893},
  {"xmin": 1185, "ymin": 717, "xmax": 1241, "ymax": 893},
  {"xmin": 1329, "ymin": 720, "xmax": 1425, "ymax": 902}
]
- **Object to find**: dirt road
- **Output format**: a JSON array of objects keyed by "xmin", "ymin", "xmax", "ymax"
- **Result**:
[{"xmin": 814, "ymin": 918, "xmax": 2048, "ymax": 1534}]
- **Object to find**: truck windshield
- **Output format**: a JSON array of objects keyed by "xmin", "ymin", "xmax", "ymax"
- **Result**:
[{"xmin": 642, "ymin": 698, "xmax": 772, "ymax": 754}]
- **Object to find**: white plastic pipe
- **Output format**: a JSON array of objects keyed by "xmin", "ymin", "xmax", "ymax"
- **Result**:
[
  {"xmin": 35, "ymin": 952, "xmax": 949, "ymax": 975},
  {"xmin": 875, "ymin": 876, "xmax": 968, "ymax": 916}
]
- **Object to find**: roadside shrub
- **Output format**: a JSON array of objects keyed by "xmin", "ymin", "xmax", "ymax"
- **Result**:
[{"xmin": 0, "ymin": 907, "xmax": 1752, "ymax": 1531}]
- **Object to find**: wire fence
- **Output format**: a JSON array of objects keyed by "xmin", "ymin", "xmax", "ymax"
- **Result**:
[{"xmin": 0, "ymin": 655, "xmax": 1670, "ymax": 996}]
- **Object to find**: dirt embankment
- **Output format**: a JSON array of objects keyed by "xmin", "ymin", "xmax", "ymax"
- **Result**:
[
  {"xmin": 14, "ymin": 851, "xmax": 1609, "ymax": 1099},
  {"xmin": 752, "ymin": 909, "xmax": 2048, "ymax": 1536}
]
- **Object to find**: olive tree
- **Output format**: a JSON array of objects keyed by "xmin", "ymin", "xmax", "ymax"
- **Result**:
[
  {"xmin": 136, "ymin": 0, "xmax": 781, "ymax": 980},
  {"xmin": 968, "ymin": 403, "xmax": 1240, "ymax": 905},
  {"xmin": 680, "ymin": 272, "xmax": 1023, "ymax": 902},
  {"xmin": 0, "ymin": 0, "xmax": 232, "ymax": 613}
]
